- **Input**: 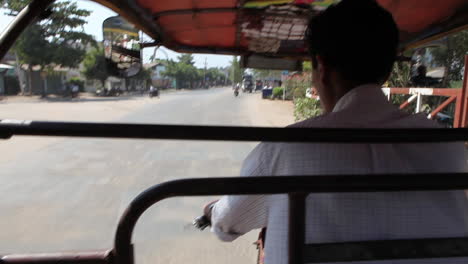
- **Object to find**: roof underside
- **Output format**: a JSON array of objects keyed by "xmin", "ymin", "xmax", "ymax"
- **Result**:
[{"xmin": 99, "ymin": 0, "xmax": 468, "ymax": 58}]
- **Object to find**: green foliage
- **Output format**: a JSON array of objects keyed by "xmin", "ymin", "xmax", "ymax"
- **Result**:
[
  {"xmin": 251, "ymin": 69, "xmax": 281, "ymax": 80},
  {"xmin": 294, "ymin": 97, "xmax": 322, "ymax": 121},
  {"xmin": 229, "ymin": 56, "xmax": 244, "ymax": 84},
  {"xmin": 205, "ymin": 67, "xmax": 226, "ymax": 84},
  {"xmin": 14, "ymin": 24, "xmax": 52, "ymax": 67},
  {"xmin": 163, "ymin": 59, "xmax": 199, "ymax": 89},
  {"xmin": 272, "ymin": 86, "xmax": 283, "ymax": 99},
  {"xmin": 82, "ymin": 46, "xmax": 108, "ymax": 87},
  {"xmin": 390, "ymin": 94, "xmax": 406, "ymax": 106},
  {"xmin": 161, "ymin": 55, "xmax": 227, "ymax": 89},
  {"xmin": 4, "ymin": 0, "xmax": 95, "ymax": 94},
  {"xmin": 450, "ymin": 80, "xmax": 464, "ymax": 88},
  {"xmin": 432, "ymin": 30, "xmax": 468, "ymax": 84},
  {"xmin": 177, "ymin": 54, "xmax": 195, "ymax": 66},
  {"xmin": 284, "ymin": 73, "xmax": 312, "ymax": 100},
  {"xmin": 68, "ymin": 77, "xmax": 84, "ymax": 92},
  {"xmin": 9, "ymin": 0, "xmax": 95, "ymax": 68},
  {"xmin": 302, "ymin": 61, "xmax": 312, "ymax": 72},
  {"xmin": 1, "ymin": 0, "xmax": 30, "ymax": 14},
  {"xmin": 292, "ymin": 86, "xmax": 306, "ymax": 99},
  {"xmin": 388, "ymin": 62, "xmax": 411, "ymax": 87}
]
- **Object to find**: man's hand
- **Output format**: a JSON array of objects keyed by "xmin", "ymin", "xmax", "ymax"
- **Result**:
[
  {"xmin": 193, "ymin": 199, "xmax": 219, "ymax": 231},
  {"xmin": 203, "ymin": 199, "xmax": 219, "ymax": 219}
]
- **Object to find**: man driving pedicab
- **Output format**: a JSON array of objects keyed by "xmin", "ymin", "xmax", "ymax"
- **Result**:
[{"xmin": 201, "ymin": 0, "xmax": 468, "ymax": 263}]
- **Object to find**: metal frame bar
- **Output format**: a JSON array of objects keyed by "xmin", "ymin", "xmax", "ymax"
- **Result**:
[
  {"xmin": 388, "ymin": 82, "xmax": 468, "ymax": 128},
  {"xmin": 113, "ymin": 174, "xmax": 468, "ymax": 264},
  {"xmin": 2, "ymin": 174, "xmax": 468, "ymax": 264},
  {"xmin": 1, "ymin": 251, "xmax": 113, "ymax": 264},
  {"xmin": 458, "ymin": 54, "xmax": 468, "ymax": 128},
  {"xmin": 429, "ymin": 96, "xmax": 457, "ymax": 119},
  {"xmin": 0, "ymin": 0, "xmax": 55, "ymax": 61},
  {"xmin": 399, "ymin": 94, "xmax": 418, "ymax": 110},
  {"xmin": 1, "ymin": 121, "xmax": 468, "ymax": 142},
  {"xmin": 288, "ymin": 193, "xmax": 306, "ymax": 264},
  {"xmin": 389, "ymin": 88, "xmax": 461, "ymax": 96}
]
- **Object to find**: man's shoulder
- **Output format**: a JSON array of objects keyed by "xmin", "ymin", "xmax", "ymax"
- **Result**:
[
  {"xmin": 287, "ymin": 113, "xmax": 342, "ymax": 128},
  {"xmin": 288, "ymin": 111, "xmax": 442, "ymax": 129}
]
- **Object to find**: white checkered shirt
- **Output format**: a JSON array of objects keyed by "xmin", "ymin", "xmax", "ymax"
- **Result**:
[{"xmin": 211, "ymin": 84, "xmax": 468, "ymax": 264}]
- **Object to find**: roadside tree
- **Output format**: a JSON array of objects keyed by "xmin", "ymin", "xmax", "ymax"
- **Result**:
[
  {"xmin": 432, "ymin": 30, "xmax": 468, "ymax": 87},
  {"xmin": 229, "ymin": 56, "xmax": 243, "ymax": 84},
  {"xmin": 163, "ymin": 59, "xmax": 199, "ymax": 89},
  {"xmin": 2, "ymin": 0, "xmax": 95, "ymax": 95},
  {"xmin": 82, "ymin": 46, "xmax": 109, "ymax": 88}
]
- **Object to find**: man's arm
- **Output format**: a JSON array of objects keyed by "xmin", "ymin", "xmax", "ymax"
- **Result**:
[{"xmin": 208, "ymin": 143, "xmax": 272, "ymax": 242}]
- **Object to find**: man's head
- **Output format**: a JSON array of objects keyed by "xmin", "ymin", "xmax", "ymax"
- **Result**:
[{"xmin": 305, "ymin": 0, "xmax": 399, "ymax": 112}]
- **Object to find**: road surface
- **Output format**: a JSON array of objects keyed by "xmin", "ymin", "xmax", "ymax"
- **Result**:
[{"xmin": 0, "ymin": 88, "xmax": 294, "ymax": 264}]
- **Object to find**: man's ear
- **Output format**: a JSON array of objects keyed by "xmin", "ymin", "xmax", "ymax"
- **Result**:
[{"xmin": 316, "ymin": 55, "xmax": 328, "ymax": 85}]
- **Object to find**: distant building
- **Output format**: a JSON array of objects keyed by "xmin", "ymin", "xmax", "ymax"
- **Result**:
[{"xmin": 0, "ymin": 52, "xmax": 18, "ymax": 95}]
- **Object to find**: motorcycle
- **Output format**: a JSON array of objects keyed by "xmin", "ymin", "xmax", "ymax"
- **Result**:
[
  {"xmin": 234, "ymin": 85, "xmax": 240, "ymax": 97},
  {"xmin": 149, "ymin": 89, "xmax": 159, "ymax": 98}
]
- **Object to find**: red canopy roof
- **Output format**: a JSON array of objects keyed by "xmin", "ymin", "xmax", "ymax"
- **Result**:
[{"xmin": 98, "ymin": 0, "xmax": 468, "ymax": 57}]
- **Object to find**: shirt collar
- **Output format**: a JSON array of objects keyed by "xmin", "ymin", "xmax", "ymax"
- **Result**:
[{"xmin": 332, "ymin": 84, "xmax": 388, "ymax": 113}]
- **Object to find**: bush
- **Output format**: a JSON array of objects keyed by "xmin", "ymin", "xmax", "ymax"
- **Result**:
[
  {"xmin": 293, "ymin": 86, "xmax": 307, "ymax": 99},
  {"xmin": 272, "ymin": 86, "xmax": 284, "ymax": 99},
  {"xmin": 388, "ymin": 62, "xmax": 411, "ymax": 87},
  {"xmin": 294, "ymin": 97, "xmax": 322, "ymax": 121},
  {"xmin": 450, "ymin": 80, "xmax": 463, "ymax": 88},
  {"xmin": 284, "ymin": 73, "xmax": 312, "ymax": 100}
]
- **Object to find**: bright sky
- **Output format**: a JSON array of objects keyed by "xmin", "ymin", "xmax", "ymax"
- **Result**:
[{"xmin": 0, "ymin": 0, "xmax": 232, "ymax": 68}]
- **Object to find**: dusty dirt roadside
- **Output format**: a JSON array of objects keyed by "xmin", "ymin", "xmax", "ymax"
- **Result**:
[
  {"xmin": 243, "ymin": 91, "xmax": 295, "ymax": 127},
  {"xmin": 0, "ymin": 95, "xmax": 153, "ymax": 165}
]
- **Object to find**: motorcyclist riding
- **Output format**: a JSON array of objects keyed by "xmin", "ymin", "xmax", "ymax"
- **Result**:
[
  {"xmin": 233, "ymin": 83, "xmax": 240, "ymax": 97},
  {"xmin": 149, "ymin": 84, "xmax": 159, "ymax": 98}
]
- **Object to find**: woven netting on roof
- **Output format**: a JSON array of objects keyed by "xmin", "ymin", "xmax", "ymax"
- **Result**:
[{"xmin": 241, "ymin": 4, "xmax": 312, "ymax": 53}]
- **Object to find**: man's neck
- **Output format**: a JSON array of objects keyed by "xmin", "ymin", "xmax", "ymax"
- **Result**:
[{"xmin": 322, "ymin": 83, "xmax": 353, "ymax": 113}]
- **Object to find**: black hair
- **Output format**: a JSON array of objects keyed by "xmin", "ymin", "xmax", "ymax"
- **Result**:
[{"xmin": 306, "ymin": 0, "xmax": 399, "ymax": 85}]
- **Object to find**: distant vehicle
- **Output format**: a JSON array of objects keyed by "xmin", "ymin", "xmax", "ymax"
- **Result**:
[
  {"xmin": 242, "ymin": 74, "xmax": 254, "ymax": 93},
  {"xmin": 96, "ymin": 87, "xmax": 121, "ymax": 97},
  {"xmin": 255, "ymin": 80, "xmax": 263, "ymax": 91},
  {"xmin": 149, "ymin": 86, "xmax": 159, "ymax": 98},
  {"xmin": 261, "ymin": 84, "xmax": 273, "ymax": 99}
]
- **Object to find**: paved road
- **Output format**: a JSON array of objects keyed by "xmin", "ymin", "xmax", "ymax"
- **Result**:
[{"xmin": 0, "ymin": 88, "xmax": 293, "ymax": 264}]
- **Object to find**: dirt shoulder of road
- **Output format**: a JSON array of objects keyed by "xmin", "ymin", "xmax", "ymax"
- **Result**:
[{"xmin": 245, "ymin": 93, "xmax": 295, "ymax": 127}]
